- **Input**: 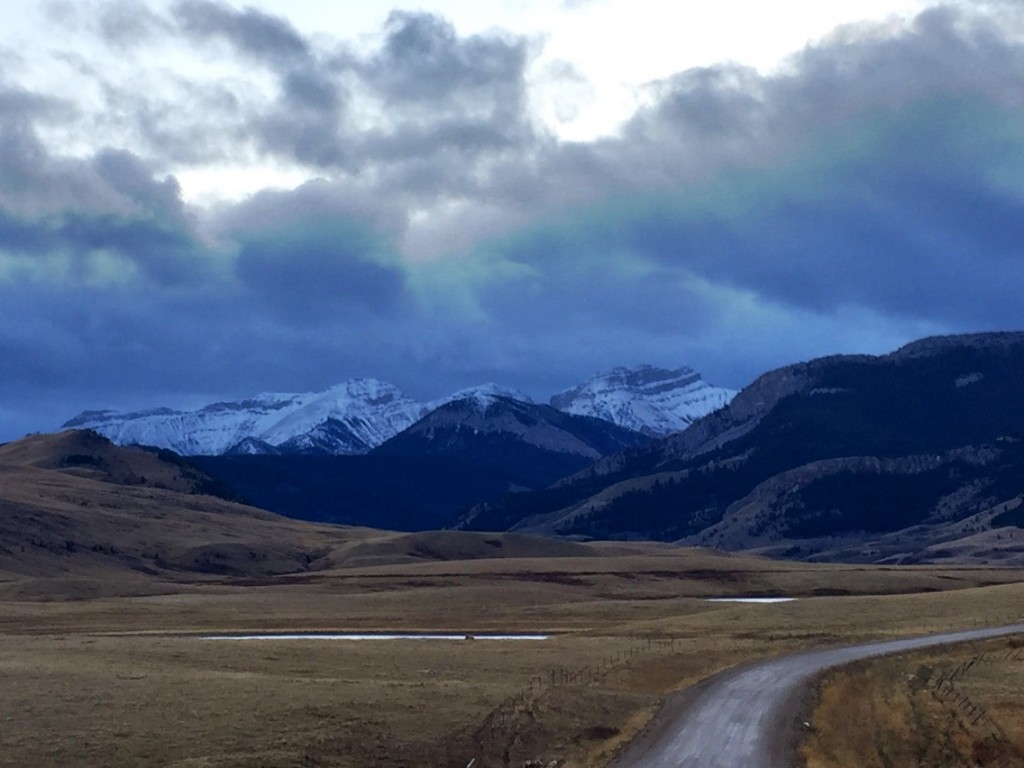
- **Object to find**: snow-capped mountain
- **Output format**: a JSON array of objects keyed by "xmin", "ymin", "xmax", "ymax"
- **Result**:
[
  {"xmin": 373, "ymin": 394, "xmax": 650, "ymax": 491},
  {"xmin": 426, "ymin": 383, "xmax": 534, "ymax": 413},
  {"xmin": 549, "ymin": 365, "xmax": 736, "ymax": 437},
  {"xmin": 62, "ymin": 366, "xmax": 732, "ymax": 456},
  {"xmin": 63, "ymin": 379, "xmax": 425, "ymax": 456}
]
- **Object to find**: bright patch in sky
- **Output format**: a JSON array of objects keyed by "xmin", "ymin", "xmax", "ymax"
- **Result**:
[
  {"xmin": 8, "ymin": 0, "xmax": 935, "ymax": 203},
  {"xmin": 236, "ymin": 0, "xmax": 933, "ymax": 141}
]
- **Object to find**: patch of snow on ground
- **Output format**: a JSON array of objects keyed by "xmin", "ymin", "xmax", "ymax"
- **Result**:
[
  {"xmin": 705, "ymin": 597, "xmax": 796, "ymax": 604},
  {"xmin": 203, "ymin": 633, "xmax": 550, "ymax": 640}
]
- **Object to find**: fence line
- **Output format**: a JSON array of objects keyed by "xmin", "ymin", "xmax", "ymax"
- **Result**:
[{"xmin": 918, "ymin": 645, "xmax": 1023, "ymax": 768}]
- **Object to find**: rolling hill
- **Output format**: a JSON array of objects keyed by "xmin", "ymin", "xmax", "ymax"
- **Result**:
[
  {"xmin": 0, "ymin": 431, "xmax": 654, "ymax": 595},
  {"xmin": 457, "ymin": 332, "xmax": 1024, "ymax": 564}
]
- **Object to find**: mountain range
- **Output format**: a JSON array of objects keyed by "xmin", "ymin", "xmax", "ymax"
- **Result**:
[
  {"xmin": 32, "ymin": 331, "xmax": 1024, "ymax": 564},
  {"xmin": 458, "ymin": 332, "xmax": 1024, "ymax": 564},
  {"xmin": 191, "ymin": 394, "xmax": 652, "ymax": 531},
  {"xmin": 62, "ymin": 367, "xmax": 736, "ymax": 456},
  {"xmin": 63, "ymin": 379, "xmax": 427, "ymax": 457}
]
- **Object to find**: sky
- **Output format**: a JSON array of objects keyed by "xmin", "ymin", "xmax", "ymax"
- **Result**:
[{"xmin": 2, "ymin": 0, "xmax": 1023, "ymax": 439}]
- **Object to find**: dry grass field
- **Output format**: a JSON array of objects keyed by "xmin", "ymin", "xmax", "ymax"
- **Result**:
[
  {"xmin": 4, "ymin": 432, "xmax": 1024, "ymax": 767},
  {"xmin": 3, "ymin": 562, "xmax": 1024, "ymax": 768},
  {"xmin": 803, "ymin": 634, "xmax": 1024, "ymax": 767}
]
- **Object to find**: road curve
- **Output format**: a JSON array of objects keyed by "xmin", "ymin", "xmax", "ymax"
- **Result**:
[{"xmin": 612, "ymin": 623, "xmax": 1024, "ymax": 768}]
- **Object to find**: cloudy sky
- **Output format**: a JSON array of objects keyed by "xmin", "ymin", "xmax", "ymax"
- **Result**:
[{"xmin": 2, "ymin": 0, "xmax": 1023, "ymax": 439}]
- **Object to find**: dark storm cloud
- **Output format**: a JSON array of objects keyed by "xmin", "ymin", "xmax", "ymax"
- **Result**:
[
  {"xmin": 364, "ymin": 12, "xmax": 527, "ymax": 107},
  {"xmin": 253, "ymin": 67, "xmax": 349, "ymax": 168},
  {"xmin": 123, "ymin": 78, "xmax": 245, "ymax": 165},
  {"xmin": 562, "ymin": 6, "xmax": 1024, "ymax": 194},
  {"xmin": 172, "ymin": 0, "xmax": 310, "ymax": 64},
  {"xmin": 638, "ymin": 63, "xmax": 765, "ymax": 140},
  {"xmin": 162, "ymin": 3, "xmax": 535, "ymax": 175},
  {"xmin": 91, "ymin": 150, "xmax": 188, "ymax": 220},
  {"xmin": 0, "ymin": 86, "xmax": 69, "ymax": 125},
  {"xmin": 0, "ymin": 138, "xmax": 416, "ymax": 437},
  {"xmin": 361, "ymin": 117, "xmax": 526, "ymax": 165},
  {"xmin": 6, "ymin": 1, "xmax": 1024, "ymax": 440},
  {"xmin": 0, "ymin": 96, "xmax": 70, "ymax": 214},
  {"xmin": 234, "ymin": 233, "xmax": 405, "ymax": 324},
  {"xmin": 30, "ymin": 2, "xmax": 540, "ymax": 192},
  {"xmin": 221, "ymin": 182, "xmax": 408, "ymax": 324},
  {"xmin": 353, "ymin": 11, "xmax": 534, "ymax": 169},
  {"xmin": 96, "ymin": 0, "xmax": 169, "ymax": 46},
  {"xmin": 724, "ymin": 115, "xmax": 1024, "ymax": 324},
  {"xmin": 0, "ymin": 91, "xmax": 405, "ymax": 341},
  {"xmin": 0, "ymin": 111, "xmax": 207, "ymax": 284},
  {"xmin": 461, "ymin": 4, "xmax": 1024, "ymax": 348},
  {"xmin": 169, "ymin": 0, "xmax": 354, "ymax": 168}
]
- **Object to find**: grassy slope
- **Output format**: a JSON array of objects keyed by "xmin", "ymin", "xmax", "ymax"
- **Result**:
[{"xmin": 803, "ymin": 635, "xmax": 1024, "ymax": 767}]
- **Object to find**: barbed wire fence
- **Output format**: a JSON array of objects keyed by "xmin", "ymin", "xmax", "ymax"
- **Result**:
[{"xmin": 913, "ymin": 642, "xmax": 1024, "ymax": 768}]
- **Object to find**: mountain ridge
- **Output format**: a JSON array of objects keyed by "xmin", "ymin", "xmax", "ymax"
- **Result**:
[
  {"xmin": 549, "ymin": 364, "xmax": 735, "ymax": 437},
  {"xmin": 62, "ymin": 366, "xmax": 732, "ymax": 456},
  {"xmin": 456, "ymin": 331, "xmax": 1024, "ymax": 564},
  {"xmin": 62, "ymin": 379, "xmax": 423, "ymax": 457},
  {"xmin": 194, "ymin": 397, "xmax": 653, "ymax": 531}
]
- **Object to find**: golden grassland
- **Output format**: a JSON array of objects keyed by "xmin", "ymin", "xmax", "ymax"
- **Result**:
[
  {"xmin": 3, "ymin": 432, "xmax": 1024, "ymax": 766},
  {"xmin": 803, "ymin": 634, "xmax": 1024, "ymax": 767},
  {"xmin": 3, "ymin": 555, "xmax": 1024, "ymax": 768}
]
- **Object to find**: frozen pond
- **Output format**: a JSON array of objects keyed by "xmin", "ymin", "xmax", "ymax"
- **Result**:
[
  {"xmin": 202, "ymin": 633, "xmax": 550, "ymax": 641},
  {"xmin": 705, "ymin": 597, "xmax": 796, "ymax": 604}
]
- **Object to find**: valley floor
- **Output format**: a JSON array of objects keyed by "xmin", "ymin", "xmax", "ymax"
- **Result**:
[{"xmin": 3, "ymin": 555, "xmax": 1024, "ymax": 767}]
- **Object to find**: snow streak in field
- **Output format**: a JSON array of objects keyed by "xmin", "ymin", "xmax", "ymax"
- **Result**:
[
  {"xmin": 706, "ymin": 598, "xmax": 796, "ymax": 604},
  {"xmin": 203, "ymin": 633, "xmax": 550, "ymax": 641}
]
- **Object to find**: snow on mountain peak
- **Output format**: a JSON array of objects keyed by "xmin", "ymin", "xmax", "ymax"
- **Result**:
[
  {"xmin": 427, "ymin": 383, "xmax": 535, "ymax": 413},
  {"xmin": 62, "ymin": 378, "xmax": 425, "ymax": 456},
  {"xmin": 549, "ymin": 365, "xmax": 736, "ymax": 436},
  {"xmin": 61, "ymin": 365, "xmax": 732, "ymax": 455}
]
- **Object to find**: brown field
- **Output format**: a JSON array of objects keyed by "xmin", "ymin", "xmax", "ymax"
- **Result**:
[
  {"xmin": 4, "ymin": 432, "xmax": 1024, "ymax": 767},
  {"xmin": 4, "ymin": 554, "xmax": 1024, "ymax": 768},
  {"xmin": 803, "ymin": 634, "xmax": 1024, "ymax": 767}
]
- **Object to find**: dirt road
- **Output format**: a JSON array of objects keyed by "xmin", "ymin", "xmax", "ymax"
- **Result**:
[{"xmin": 612, "ymin": 623, "xmax": 1024, "ymax": 767}]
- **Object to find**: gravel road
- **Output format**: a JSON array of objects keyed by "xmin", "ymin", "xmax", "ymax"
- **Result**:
[{"xmin": 612, "ymin": 623, "xmax": 1024, "ymax": 767}]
